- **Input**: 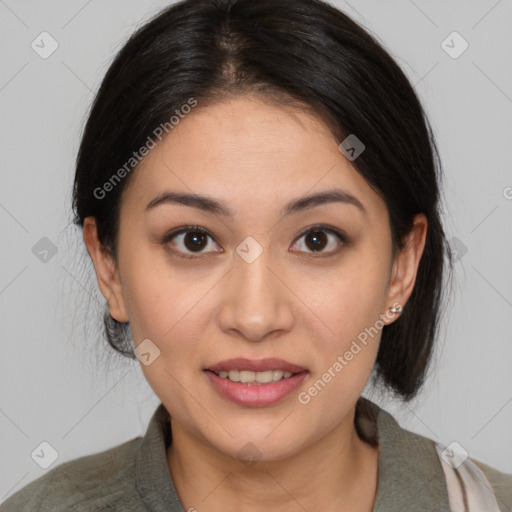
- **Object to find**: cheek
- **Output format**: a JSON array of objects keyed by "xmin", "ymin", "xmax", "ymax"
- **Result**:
[
  {"xmin": 121, "ymin": 262, "xmax": 211, "ymax": 403},
  {"xmin": 298, "ymin": 269, "xmax": 388, "ymax": 412},
  {"xmin": 123, "ymin": 273, "xmax": 199, "ymax": 347},
  {"xmin": 120, "ymin": 247, "xmax": 212, "ymax": 364},
  {"xmin": 291, "ymin": 253, "xmax": 390, "ymax": 386},
  {"xmin": 300, "ymin": 255, "xmax": 389, "ymax": 335}
]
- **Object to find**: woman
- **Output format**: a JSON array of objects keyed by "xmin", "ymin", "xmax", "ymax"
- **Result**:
[{"xmin": 2, "ymin": 0, "xmax": 510, "ymax": 510}]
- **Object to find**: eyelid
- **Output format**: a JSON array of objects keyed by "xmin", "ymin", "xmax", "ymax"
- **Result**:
[
  {"xmin": 160, "ymin": 225, "xmax": 219, "ymax": 259},
  {"xmin": 290, "ymin": 224, "xmax": 348, "ymax": 256},
  {"xmin": 294, "ymin": 224, "xmax": 348, "ymax": 243},
  {"xmin": 161, "ymin": 224, "xmax": 213, "ymax": 243}
]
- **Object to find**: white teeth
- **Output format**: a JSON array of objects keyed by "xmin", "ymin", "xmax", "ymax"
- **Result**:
[
  {"xmin": 239, "ymin": 370, "xmax": 255, "ymax": 383},
  {"xmin": 256, "ymin": 370, "xmax": 274, "ymax": 383},
  {"xmin": 215, "ymin": 369, "xmax": 296, "ymax": 384}
]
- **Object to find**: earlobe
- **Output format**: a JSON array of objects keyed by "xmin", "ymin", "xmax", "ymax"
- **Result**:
[
  {"xmin": 384, "ymin": 213, "xmax": 428, "ymax": 323},
  {"xmin": 82, "ymin": 217, "xmax": 129, "ymax": 323}
]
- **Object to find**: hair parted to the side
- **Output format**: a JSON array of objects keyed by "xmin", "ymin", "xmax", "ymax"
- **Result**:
[{"xmin": 71, "ymin": 0, "xmax": 454, "ymax": 401}]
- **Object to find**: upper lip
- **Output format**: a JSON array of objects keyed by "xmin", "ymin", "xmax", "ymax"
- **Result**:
[{"xmin": 205, "ymin": 357, "xmax": 307, "ymax": 374}]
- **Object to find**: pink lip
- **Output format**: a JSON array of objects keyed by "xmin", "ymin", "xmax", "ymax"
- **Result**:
[
  {"xmin": 205, "ymin": 357, "xmax": 307, "ymax": 373},
  {"xmin": 204, "ymin": 370, "xmax": 308, "ymax": 407}
]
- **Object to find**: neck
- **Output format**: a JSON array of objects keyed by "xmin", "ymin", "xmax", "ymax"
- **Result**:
[{"xmin": 166, "ymin": 405, "xmax": 379, "ymax": 512}]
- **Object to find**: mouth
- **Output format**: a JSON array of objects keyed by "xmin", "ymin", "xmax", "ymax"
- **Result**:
[
  {"xmin": 203, "ymin": 359, "xmax": 309, "ymax": 407},
  {"xmin": 203, "ymin": 357, "xmax": 308, "ymax": 386}
]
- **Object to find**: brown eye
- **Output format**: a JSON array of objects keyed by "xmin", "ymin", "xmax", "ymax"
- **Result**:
[
  {"xmin": 183, "ymin": 230, "xmax": 208, "ymax": 251},
  {"xmin": 304, "ymin": 230, "xmax": 328, "ymax": 251},
  {"xmin": 290, "ymin": 226, "xmax": 346, "ymax": 256},
  {"xmin": 161, "ymin": 225, "xmax": 222, "ymax": 258}
]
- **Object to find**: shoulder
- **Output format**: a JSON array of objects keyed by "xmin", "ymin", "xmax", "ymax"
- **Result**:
[
  {"xmin": 359, "ymin": 397, "xmax": 511, "ymax": 510},
  {"xmin": 0, "ymin": 436, "xmax": 143, "ymax": 512},
  {"xmin": 471, "ymin": 458, "xmax": 512, "ymax": 512}
]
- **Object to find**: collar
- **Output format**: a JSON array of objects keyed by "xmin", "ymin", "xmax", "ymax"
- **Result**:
[
  {"xmin": 135, "ymin": 404, "xmax": 185, "ymax": 511},
  {"xmin": 135, "ymin": 397, "xmax": 450, "ymax": 511},
  {"xmin": 364, "ymin": 397, "xmax": 451, "ymax": 510}
]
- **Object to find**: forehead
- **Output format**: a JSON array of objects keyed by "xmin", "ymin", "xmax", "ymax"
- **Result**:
[{"xmin": 122, "ymin": 96, "xmax": 387, "ymax": 221}]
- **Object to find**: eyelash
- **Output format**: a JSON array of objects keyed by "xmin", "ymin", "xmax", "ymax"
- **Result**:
[{"xmin": 160, "ymin": 224, "xmax": 348, "ymax": 260}]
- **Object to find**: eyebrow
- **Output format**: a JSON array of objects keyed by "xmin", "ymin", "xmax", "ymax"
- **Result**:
[{"xmin": 145, "ymin": 188, "xmax": 367, "ymax": 218}]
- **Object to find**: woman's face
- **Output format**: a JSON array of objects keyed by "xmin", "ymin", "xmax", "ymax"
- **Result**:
[{"xmin": 85, "ymin": 95, "xmax": 426, "ymax": 462}]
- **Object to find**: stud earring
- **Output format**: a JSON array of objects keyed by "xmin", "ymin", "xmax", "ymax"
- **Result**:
[{"xmin": 389, "ymin": 304, "xmax": 403, "ymax": 314}]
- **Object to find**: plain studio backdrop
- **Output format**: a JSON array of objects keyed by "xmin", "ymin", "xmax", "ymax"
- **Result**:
[{"xmin": 0, "ymin": 0, "xmax": 511, "ymax": 503}]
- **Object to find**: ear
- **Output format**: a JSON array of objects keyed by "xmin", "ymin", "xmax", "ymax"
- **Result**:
[
  {"xmin": 83, "ymin": 216, "xmax": 129, "ymax": 323},
  {"xmin": 383, "ymin": 213, "xmax": 428, "ymax": 324}
]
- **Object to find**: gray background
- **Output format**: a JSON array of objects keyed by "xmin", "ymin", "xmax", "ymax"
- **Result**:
[{"xmin": 1, "ymin": 0, "xmax": 511, "ymax": 503}]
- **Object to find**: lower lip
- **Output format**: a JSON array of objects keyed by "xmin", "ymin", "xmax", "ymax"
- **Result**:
[{"xmin": 204, "ymin": 370, "xmax": 308, "ymax": 407}]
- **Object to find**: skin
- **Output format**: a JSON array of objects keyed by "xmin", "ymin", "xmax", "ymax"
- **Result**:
[{"xmin": 83, "ymin": 94, "xmax": 427, "ymax": 512}]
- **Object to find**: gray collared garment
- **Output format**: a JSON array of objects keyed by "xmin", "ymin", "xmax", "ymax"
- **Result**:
[{"xmin": 1, "ymin": 397, "xmax": 510, "ymax": 511}]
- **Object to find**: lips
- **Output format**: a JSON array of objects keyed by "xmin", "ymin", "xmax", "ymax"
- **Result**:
[
  {"xmin": 204, "ymin": 367, "xmax": 309, "ymax": 407},
  {"xmin": 204, "ymin": 357, "xmax": 307, "ymax": 374}
]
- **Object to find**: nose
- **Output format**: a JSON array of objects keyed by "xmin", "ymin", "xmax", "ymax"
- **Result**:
[{"xmin": 216, "ymin": 245, "xmax": 295, "ymax": 342}]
